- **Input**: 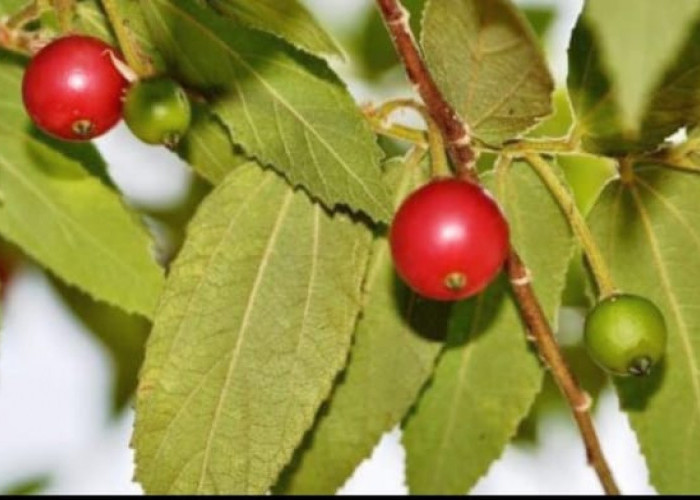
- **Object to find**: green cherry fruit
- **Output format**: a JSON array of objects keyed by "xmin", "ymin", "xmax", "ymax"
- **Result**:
[
  {"xmin": 124, "ymin": 77, "xmax": 191, "ymax": 147},
  {"xmin": 584, "ymin": 294, "xmax": 667, "ymax": 377}
]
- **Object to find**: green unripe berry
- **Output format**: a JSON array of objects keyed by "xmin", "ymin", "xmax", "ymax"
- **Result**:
[
  {"xmin": 584, "ymin": 294, "xmax": 667, "ymax": 377},
  {"xmin": 124, "ymin": 77, "xmax": 191, "ymax": 147}
]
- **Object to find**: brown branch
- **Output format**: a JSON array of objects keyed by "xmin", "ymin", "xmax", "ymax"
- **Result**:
[
  {"xmin": 507, "ymin": 253, "xmax": 619, "ymax": 495},
  {"xmin": 375, "ymin": 0, "xmax": 620, "ymax": 495},
  {"xmin": 375, "ymin": 0, "xmax": 476, "ymax": 181}
]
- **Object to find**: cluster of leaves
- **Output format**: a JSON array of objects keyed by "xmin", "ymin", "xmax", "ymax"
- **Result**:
[{"xmin": 0, "ymin": 0, "xmax": 699, "ymax": 494}]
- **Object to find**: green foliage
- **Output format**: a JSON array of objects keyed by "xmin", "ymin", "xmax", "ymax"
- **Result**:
[
  {"xmin": 74, "ymin": 0, "xmax": 165, "ymax": 71},
  {"xmin": 141, "ymin": 0, "xmax": 392, "ymax": 222},
  {"xmin": 347, "ymin": 0, "xmax": 424, "ymax": 80},
  {"xmin": 568, "ymin": 1, "xmax": 700, "ymax": 154},
  {"xmin": 589, "ymin": 166, "xmax": 700, "ymax": 493},
  {"xmin": 346, "ymin": 1, "xmax": 554, "ymax": 81},
  {"xmin": 277, "ymin": 155, "xmax": 447, "ymax": 494},
  {"xmin": 0, "ymin": 0, "xmax": 26, "ymax": 17},
  {"xmin": 421, "ymin": 0, "xmax": 554, "ymax": 145},
  {"xmin": 133, "ymin": 163, "xmax": 372, "ymax": 494},
  {"xmin": 402, "ymin": 161, "xmax": 575, "ymax": 494},
  {"xmin": 207, "ymin": 0, "xmax": 343, "ymax": 59},
  {"xmin": 4, "ymin": 0, "xmax": 700, "ymax": 495},
  {"xmin": 74, "ymin": 0, "xmax": 115, "ymax": 41},
  {"xmin": 176, "ymin": 103, "xmax": 250, "ymax": 185},
  {"xmin": 0, "ymin": 54, "xmax": 163, "ymax": 317}
]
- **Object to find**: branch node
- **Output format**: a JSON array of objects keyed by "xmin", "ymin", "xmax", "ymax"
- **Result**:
[
  {"xmin": 510, "ymin": 267, "xmax": 532, "ymax": 286},
  {"xmin": 450, "ymin": 132, "xmax": 472, "ymax": 147},
  {"xmin": 386, "ymin": 2, "xmax": 410, "ymax": 26},
  {"xmin": 575, "ymin": 392, "xmax": 593, "ymax": 413}
]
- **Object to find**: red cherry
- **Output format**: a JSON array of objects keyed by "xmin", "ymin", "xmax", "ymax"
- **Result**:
[
  {"xmin": 22, "ymin": 35, "xmax": 128, "ymax": 141},
  {"xmin": 389, "ymin": 178, "xmax": 510, "ymax": 301}
]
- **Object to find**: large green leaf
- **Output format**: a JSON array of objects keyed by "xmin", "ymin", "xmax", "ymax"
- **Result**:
[
  {"xmin": 421, "ymin": 0, "xmax": 554, "ymax": 145},
  {"xmin": 588, "ymin": 166, "xmax": 700, "ymax": 493},
  {"xmin": 141, "ymin": 0, "xmax": 392, "ymax": 222},
  {"xmin": 133, "ymin": 163, "xmax": 373, "ymax": 494},
  {"xmin": 403, "ymin": 160, "xmax": 575, "ymax": 494},
  {"xmin": 568, "ymin": 2, "xmax": 700, "ymax": 154},
  {"xmin": 0, "ymin": 54, "xmax": 163, "ymax": 317},
  {"xmin": 581, "ymin": 0, "xmax": 700, "ymax": 133},
  {"xmin": 277, "ymin": 155, "xmax": 448, "ymax": 494},
  {"xmin": 207, "ymin": 0, "xmax": 343, "ymax": 59}
]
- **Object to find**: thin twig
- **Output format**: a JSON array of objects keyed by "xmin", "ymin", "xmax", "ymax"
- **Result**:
[
  {"xmin": 375, "ymin": 0, "xmax": 620, "ymax": 494},
  {"xmin": 374, "ymin": 0, "xmax": 477, "ymax": 182},
  {"xmin": 367, "ymin": 98, "xmax": 449, "ymax": 176},
  {"xmin": 369, "ymin": 119, "xmax": 429, "ymax": 147}
]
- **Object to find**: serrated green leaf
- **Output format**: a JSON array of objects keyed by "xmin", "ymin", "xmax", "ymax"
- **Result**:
[
  {"xmin": 141, "ymin": 0, "xmax": 392, "ymax": 222},
  {"xmin": 588, "ymin": 166, "xmax": 700, "ymax": 493},
  {"xmin": 421, "ymin": 0, "xmax": 554, "ymax": 145},
  {"xmin": 276, "ymin": 155, "xmax": 448, "ymax": 494},
  {"xmin": 0, "ymin": 54, "xmax": 163, "ymax": 317},
  {"xmin": 568, "ymin": 2, "xmax": 700, "ymax": 154},
  {"xmin": 403, "ymin": 160, "xmax": 575, "ymax": 494},
  {"xmin": 207, "ymin": 0, "xmax": 343, "ymax": 60},
  {"xmin": 177, "ymin": 103, "xmax": 250, "ymax": 185},
  {"xmin": 133, "ymin": 163, "xmax": 373, "ymax": 494}
]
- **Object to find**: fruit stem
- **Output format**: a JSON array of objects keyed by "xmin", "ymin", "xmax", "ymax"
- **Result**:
[
  {"xmin": 100, "ymin": 0, "xmax": 153, "ymax": 78},
  {"xmin": 368, "ymin": 99, "xmax": 450, "ymax": 177},
  {"xmin": 368, "ymin": 118, "xmax": 429, "ymax": 147},
  {"xmin": 376, "ymin": 0, "xmax": 620, "ymax": 494},
  {"xmin": 524, "ymin": 152, "xmax": 617, "ymax": 299}
]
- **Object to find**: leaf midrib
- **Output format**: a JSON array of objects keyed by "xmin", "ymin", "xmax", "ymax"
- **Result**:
[
  {"xmin": 143, "ymin": 174, "xmax": 276, "ymax": 478},
  {"xmin": 628, "ymin": 184, "xmax": 700, "ymax": 414},
  {"xmin": 196, "ymin": 188, "xmax": 295, "ymax": 493},
  {"xmin": 429, "ymin": 293, "xmax": 486, "ymax": 491}
]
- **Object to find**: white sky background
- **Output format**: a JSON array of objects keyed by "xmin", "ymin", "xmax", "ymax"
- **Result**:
[{"xmin": 0, "ymin": 0, "xmax": 657, "ymax": 494}]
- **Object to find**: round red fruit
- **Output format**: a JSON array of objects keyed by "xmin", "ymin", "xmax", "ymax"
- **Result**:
[
  {"xmin": 22, "ymin": 35, "xmax": 128, "ymax": 141},
  {"xmin": 389, "ymin": 178, "xmax": 510, "ymax": 301}
]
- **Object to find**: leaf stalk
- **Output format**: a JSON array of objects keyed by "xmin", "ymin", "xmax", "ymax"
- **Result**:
[{"xmin": 524, "ymin": 152, "xmax": 617, "ymax": 299}]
